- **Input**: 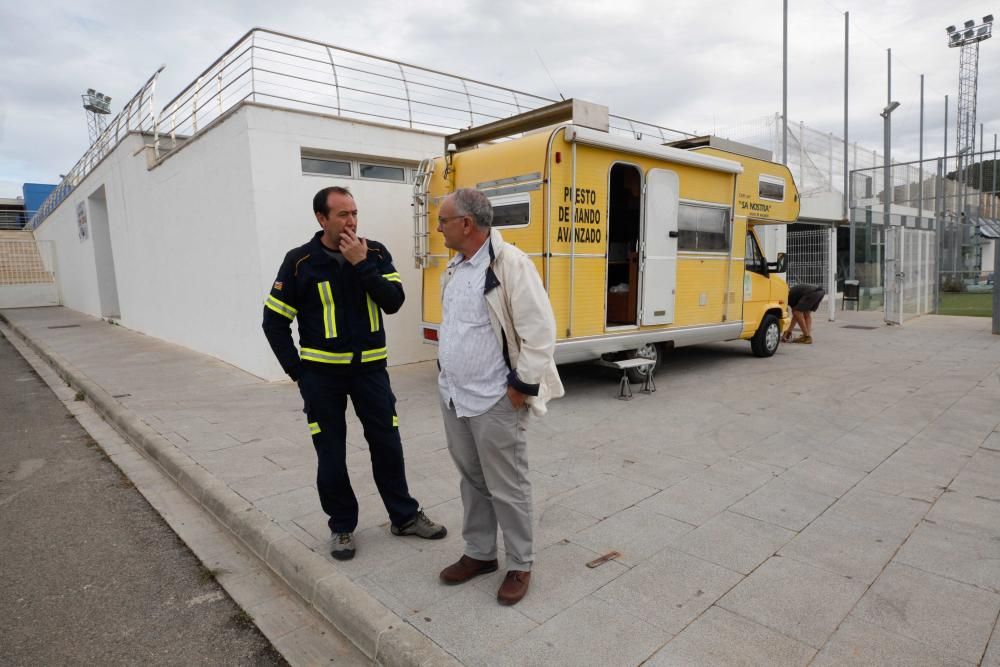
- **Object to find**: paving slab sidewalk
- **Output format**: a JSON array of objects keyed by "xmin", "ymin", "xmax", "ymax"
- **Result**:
[{"xmin": 3, "ymin": 305, "xmax": 1000, "ymax": 666}]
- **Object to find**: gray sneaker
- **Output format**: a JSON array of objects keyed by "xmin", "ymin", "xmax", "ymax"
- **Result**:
[
  {"xmin": 391, "ymin": 510, "xmax": 447, "ymax": 539},
  {"xmin": 331, "ymin": 532, "xmax": 355, "ymax": 560}
]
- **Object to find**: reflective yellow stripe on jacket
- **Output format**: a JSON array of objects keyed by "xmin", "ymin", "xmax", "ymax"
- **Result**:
[
  {"xmin": 300, "ymin": 347, "xmax": 352, "ymax": 364},
  {"xmin": 366, "ymin": 295, "xmax": 381, "ymax": 332},
  {"xmin": 308, "ymin": 422, "xmax": 321, "ymax": 435},
  {"xmin": 265, "ymin": 295, "xmax": 297, "ymax": 320},
  {"xmin": 361, "ymin": 347, "xmax": 387, "ymax": 363},
  {"xmin": 382, "ymin": 272, "xmax": 402, "ymax": 283},
  {"xmin": 318, "ymin": 281, "xmax": 336, "ymax": 338}
]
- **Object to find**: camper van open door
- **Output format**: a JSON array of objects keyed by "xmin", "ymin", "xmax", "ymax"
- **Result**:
[{"xmin": 640, "ymin": 168, "xmax": 679, "ymax": 326}]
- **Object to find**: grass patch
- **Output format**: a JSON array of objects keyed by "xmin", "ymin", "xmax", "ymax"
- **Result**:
[
  {"xmin": 74, "ymin": 390, "xmax": 85, "ymax": 401},
  {"xmin": 938, "ymin": 292, "xmax": 994, "ymax": 317}
]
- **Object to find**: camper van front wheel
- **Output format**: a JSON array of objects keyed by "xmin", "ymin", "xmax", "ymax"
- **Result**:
[
  {"xmin": 626, "ymin": 344, "xmax": 660, "ymax": 382},
  {"xmin": 751, "ymin": 315, "xmax": 781, "ymax": 358}
]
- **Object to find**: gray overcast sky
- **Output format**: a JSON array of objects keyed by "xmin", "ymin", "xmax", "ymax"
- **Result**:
[{"xmin": 1, "ymin": 0, "xmax": 998, "ymax": 199}]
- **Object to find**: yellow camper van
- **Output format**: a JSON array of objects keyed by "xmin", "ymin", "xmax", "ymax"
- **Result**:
[{"xmin": 412, "ymin": 100, "xmax": 799, "ymax": 380}]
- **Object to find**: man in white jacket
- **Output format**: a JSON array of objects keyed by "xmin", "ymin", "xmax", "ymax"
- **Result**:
[{"xmin": 435, "ymin": 188, "xmax": 563, "ymax": 605}]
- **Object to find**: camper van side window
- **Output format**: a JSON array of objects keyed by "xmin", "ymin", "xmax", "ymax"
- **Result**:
[
  {"xmin": 677, "ymin": 204, "xmax": 729, "ymax": 252},
  {"xmin": 759, "ymin": 176, "xmax": 785, "ymax": 202},
  {"xmin": 491, "ymin": 202, "xmax": 530, "ymax": 228}
]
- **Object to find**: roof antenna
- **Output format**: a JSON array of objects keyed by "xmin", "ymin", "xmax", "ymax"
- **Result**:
[{"xmin": 534, "ymin": 49, "xmax": 565, "ymax": 101}]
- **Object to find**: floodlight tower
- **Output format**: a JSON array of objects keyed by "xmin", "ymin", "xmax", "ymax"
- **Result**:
[
  {"xmin": 81, "ymin": 88, "xmax": 113, "ymax": 145},
  {"xmin": 946, "ymin": 16, "xmax": 993, "ymax": 187}
]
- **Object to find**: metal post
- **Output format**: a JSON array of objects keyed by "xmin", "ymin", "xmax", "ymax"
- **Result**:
[
  {"xmin": 844, "ymin": 12, "xmax": 850, "ymax": 224},
  {"xmin": 919, "ymin": 75, "xmax": 924, "ymax": 229},
  {"xmin": 782, "ymin": 0, "xmax": 788, "ymax": 166},
  {"xmin": 979, "ymin": 124, "xmax": 985, "ymax": 214},
  {"xmin": 884, "ymin": 49, "xmax": 894, "ymax": 324},
  {"xmin": 935, "ymin": 158, "xmax": 944, "ymax": 313},
  {"xmin": 884, "ymin": 49, "xmax": 892, "ymax": 231},
  {"xmin": 993, "ymin": 134, "xmax": 997, "ymax": 218},
  {"xmin": 994, "ymin": 232, "xmax": 1000, "ymax": 334}
]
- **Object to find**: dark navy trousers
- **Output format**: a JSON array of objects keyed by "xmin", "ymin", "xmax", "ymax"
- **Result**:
[{"xmin": 298, "ymin": 367, "xmax": 419, "ymax": 533}]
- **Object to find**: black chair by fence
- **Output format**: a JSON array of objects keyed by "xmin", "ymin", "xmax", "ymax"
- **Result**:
[{"xmin": 842, "ymin": 280, "xmax": 860, "ymax": 310}]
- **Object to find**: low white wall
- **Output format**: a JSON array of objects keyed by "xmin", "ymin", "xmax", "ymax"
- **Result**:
[{"xmin": 0, "ymin": 284, "xmax": 60, "ymax": 308}]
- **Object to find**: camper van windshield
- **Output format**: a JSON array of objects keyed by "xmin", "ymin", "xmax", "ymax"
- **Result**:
[{"xmin": 678, "ymin": 204, "xmax": 729, "ymax": 252}]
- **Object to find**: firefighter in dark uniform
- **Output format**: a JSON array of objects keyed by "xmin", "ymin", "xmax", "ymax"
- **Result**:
[{"xmin": 263, "ymin": 186, "xmax": 446, "ymax": 561}]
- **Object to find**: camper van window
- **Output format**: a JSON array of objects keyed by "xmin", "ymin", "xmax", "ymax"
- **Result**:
[
  {"xmin": 359, "ymin": 163, "xmax": 407, "ymax": 182},
  {"xmin": 678, "ymin": 204, "xmax": 729, "ymax": 252},
  {"xmin": 759, "ymin": 176, "xmax": 785, "ymax": 202},
  {"xmin": 745, "ymin": 233, "xmax": 766, "ymax": 274},
  {"xmin": 301, "ymin": 157, "xmax": 352, "ymax": 177},
  {"xmin": 491, "ymin": 202, "xmax": 530, "ymax": 228}
]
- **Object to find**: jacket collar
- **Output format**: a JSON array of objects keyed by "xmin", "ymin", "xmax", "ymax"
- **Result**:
[{"xmin": 306, "ymin": 230, "xmax": 343, "ymax": 267}]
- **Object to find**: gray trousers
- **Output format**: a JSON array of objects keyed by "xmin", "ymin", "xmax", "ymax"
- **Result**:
[{"xmin": 441, "ymin": 396, "xmax": 534, "ymax": 571}]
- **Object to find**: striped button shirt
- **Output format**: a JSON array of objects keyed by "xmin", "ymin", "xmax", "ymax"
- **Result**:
[{"xmin": 438, "ymin": 240, "xmax": 509, "ymax": 418}]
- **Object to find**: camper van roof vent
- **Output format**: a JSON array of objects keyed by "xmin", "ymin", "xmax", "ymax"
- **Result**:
[
  {"xmin": 666, "ymin": 135, "xmax": 772, "ymax": 161},
  {"xmin": 445, "ymin": 98, "xmax": 609, "ymax": 151}
]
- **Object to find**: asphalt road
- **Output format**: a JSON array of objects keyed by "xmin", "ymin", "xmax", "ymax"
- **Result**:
[{"xmin": 0, "ymin": 331, "xmax": 287, "ymax": 666}]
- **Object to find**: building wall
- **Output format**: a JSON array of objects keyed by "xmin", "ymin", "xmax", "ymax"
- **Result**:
[{"xmin": 32, "ymin": 104, "xmax": 445, "ymax": 380}]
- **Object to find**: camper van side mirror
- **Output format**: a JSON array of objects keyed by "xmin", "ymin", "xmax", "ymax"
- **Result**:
[{"xmin": 767, "ymin": 252, "xmax": 787, "ymax": 274}]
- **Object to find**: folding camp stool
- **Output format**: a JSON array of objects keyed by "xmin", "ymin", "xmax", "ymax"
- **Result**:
[{"xmin": 609, "ymin": 358, "xmax": 656, "ymax": 400}]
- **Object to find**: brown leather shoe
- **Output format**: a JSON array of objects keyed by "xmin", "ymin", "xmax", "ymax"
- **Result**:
[
  {"xmin": 439, "ymin": 555, "xmax": 499, "ymax": 585},
  {"xmin": 497, "ymin": 570, "xmax": 531, "ymax": 605}
]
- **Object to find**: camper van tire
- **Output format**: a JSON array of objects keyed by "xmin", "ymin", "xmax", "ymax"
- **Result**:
[
  {"xmin": 751, "ymin": 314, "xmax": 781, "ymax": 358},
  {"xmin": 626, "ymin": 343, "xmax": 661, "ymax": 382}
]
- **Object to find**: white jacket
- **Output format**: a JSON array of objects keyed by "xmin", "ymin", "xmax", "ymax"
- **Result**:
[{"xmin": 441, "ymin": 228, "xmax": 564, "ymax": 417}]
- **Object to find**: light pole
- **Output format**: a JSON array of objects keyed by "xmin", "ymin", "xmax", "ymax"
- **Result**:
[
  {"xmin": 882, "ymin": 100, "xmax": 900, "ymax": 323},
  {"xmin": 881, "ymin": 100, "xmax": 901, "ymax": 226}
]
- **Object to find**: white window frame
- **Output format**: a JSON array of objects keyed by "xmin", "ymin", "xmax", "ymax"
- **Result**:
[
  {"xmin": 676, "ymin": 200, "xmax": 731, "ymax": 254},
  {"xmin": 300, "ymin": 149, "xmax": 415, "ymax": 184},
  {"xmin": 487, "ymin": 192, "xmax": 531, "ymax": 229}
]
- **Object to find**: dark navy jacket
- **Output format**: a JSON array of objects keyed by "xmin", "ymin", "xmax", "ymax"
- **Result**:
[{"xmin": 262, "ymin": 231, "xmax": 403, "ymax": 380}]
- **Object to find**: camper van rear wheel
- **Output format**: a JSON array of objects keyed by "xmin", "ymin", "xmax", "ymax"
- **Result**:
[
  {"xmin": 751, "ymin": 314, "xmax": 781, "ymax": 358},
  {"xmin": 626, "ymin": 343, "xmax": 660, "ymax": 382}
]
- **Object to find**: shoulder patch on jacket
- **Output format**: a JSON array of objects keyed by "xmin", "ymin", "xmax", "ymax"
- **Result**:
[{"xmin": 273, "ymin": 281, "xmax": 283, "ymax": 291}]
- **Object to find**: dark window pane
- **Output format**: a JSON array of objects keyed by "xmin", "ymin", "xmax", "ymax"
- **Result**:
[
  {"xmin": 301, "ymin": 158, "xmax": 352, "ymax": 176},
  {"xmin": 759, "ymin": 178, "xmax": 784, "ymax": 201},
  {"xmin": 359, "ymin": 164, "xmax": 406, "ymax": 181},
  {"xmin": 492, "ymin": 202, "xmax": 530, "ymax": 227}
]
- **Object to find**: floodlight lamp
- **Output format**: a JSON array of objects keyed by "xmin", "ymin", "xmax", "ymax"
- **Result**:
[
  {"xmin": 881, "ymin": 101, "xmax": 901, "ymax": 118},
  {"xmin": 965, "ymin": 29, "xmax": 975, "ymax": 38},
  {"xmin": 964, "ymin": 19, "xmax": 975, "ymax": 28},
  {"xmin": 977, "ymin": 26, "xmax": 989, "ymax": 36},
  {"xmin": 87, "ymin": 88, "xmax": 95, "ymax": 95},
  {"xmin": 946, "ymin": 24, "xmax": 957, "ymax": 33},
  {"xmin": 985, "ymin": 15, "xmax": 994, "ymax": 23},
  {"xmin": 105, "ymin": 96, "xmax": 111, "ymax": 105},
  {"xmin": 951, "ymin": 32, "xmax": 963, "ymax": 43}
]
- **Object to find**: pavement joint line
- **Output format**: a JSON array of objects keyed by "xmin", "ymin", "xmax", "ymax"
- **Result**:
[{"xmin": 0, "ymin": 313, "xmax": 460, "ymax": 667}]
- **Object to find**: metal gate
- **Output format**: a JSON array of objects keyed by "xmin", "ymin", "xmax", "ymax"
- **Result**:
[{"xmin": 786, "ymin": 229, "xmax": 829, "ymax": 287}]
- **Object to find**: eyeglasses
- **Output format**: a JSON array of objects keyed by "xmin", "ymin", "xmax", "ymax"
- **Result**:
[{"xmin": 437, "ymin": 214, "xmax": 467, "ymax": 225}]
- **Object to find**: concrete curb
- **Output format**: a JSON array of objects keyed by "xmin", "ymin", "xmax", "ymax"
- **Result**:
[{"xmin": 0, "ymin": 313, "xmax": 459, "ymax": 667}]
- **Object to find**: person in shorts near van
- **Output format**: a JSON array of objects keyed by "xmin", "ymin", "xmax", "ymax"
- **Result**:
[{"xmin": 782, "ymin": 283, "xmax": 825, "ymax": 344}]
